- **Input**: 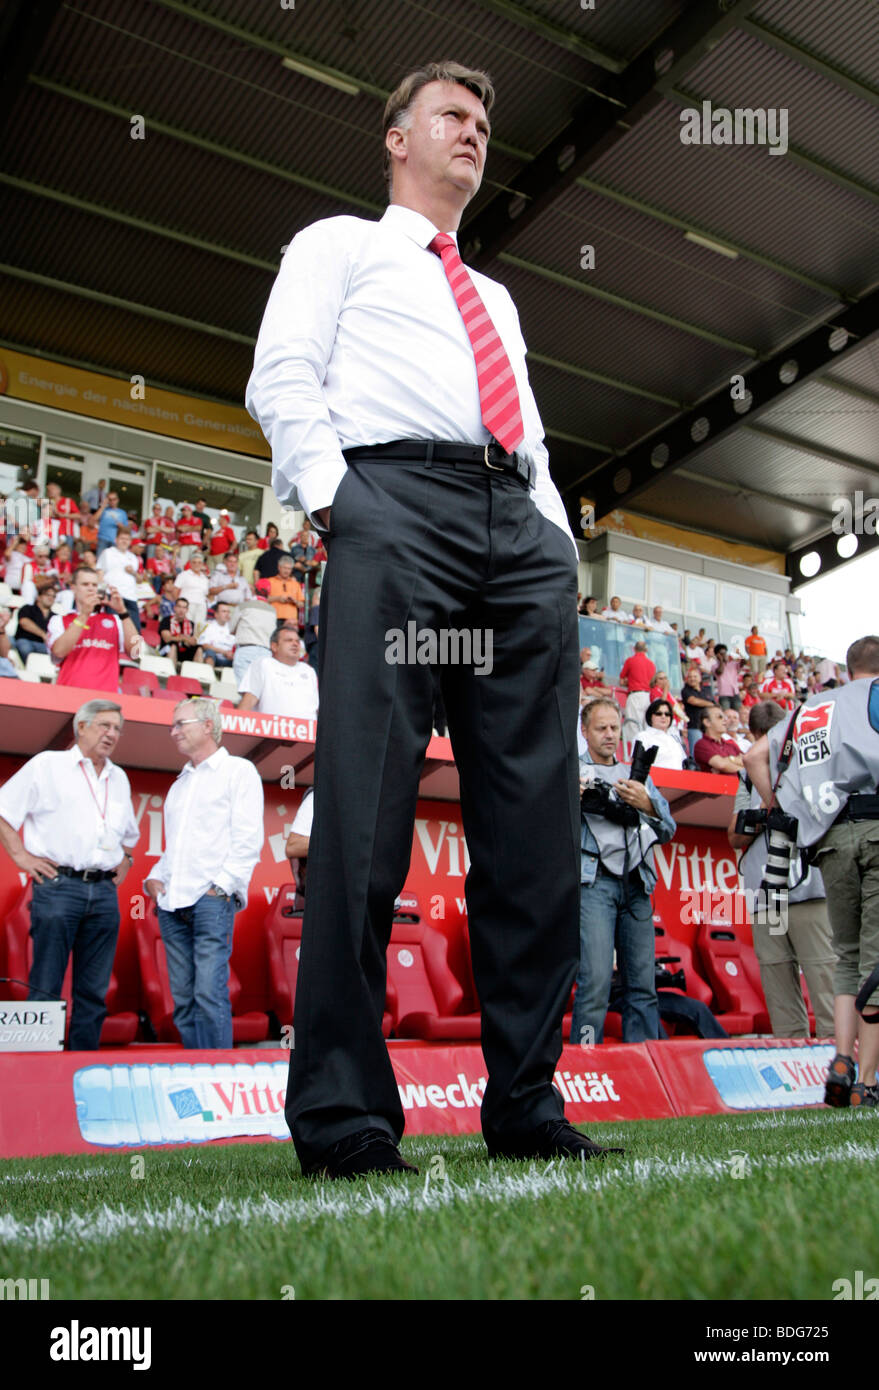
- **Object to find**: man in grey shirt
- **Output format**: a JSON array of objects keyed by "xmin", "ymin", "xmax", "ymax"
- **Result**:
[{"xmin": 229, "ymin": 582, "xmax": 277, "ymax": 684}]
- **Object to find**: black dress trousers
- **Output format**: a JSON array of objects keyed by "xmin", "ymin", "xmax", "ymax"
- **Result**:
[{"xmin": 285, "ymin": 454, "xmax": 581, "ymax": 1166}]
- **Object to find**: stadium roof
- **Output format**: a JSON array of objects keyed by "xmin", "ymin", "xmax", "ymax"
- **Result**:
[{"xmin": 2, "ymin": 0, "xmax": 878, "ymax": 586}]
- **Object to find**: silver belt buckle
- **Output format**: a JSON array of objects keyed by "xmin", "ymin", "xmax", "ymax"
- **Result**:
[{"xmin": 484, "ymin": 443, "xmax": 504, "ymax": 472}]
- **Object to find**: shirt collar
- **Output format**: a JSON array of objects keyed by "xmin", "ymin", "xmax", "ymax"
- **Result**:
[
  {"xmin": 181, "ymin": 744, "xmax": 229, "ymax": 776},
  {"xmin": 380, "ymin": 203, "xmax": 458, "ymax": 251},
  {"xmin": 72, "ymin": 743, "xmax": 113, "ymax": 781}
]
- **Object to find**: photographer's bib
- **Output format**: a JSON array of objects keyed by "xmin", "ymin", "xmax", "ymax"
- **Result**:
[
  {"xmin": 580, "ymin": 758, "xmax": 659, "ymax": 876},
  {"xmin": 767, "ymin": 677, "xmax": 879, "ymax": 847},
  {"xmin": 739, "ymin": 781, "xmax": 825, "ymax": 902},
  {"xmin": 55, "ymin": 611, "xmax": 124, "ymax": 694}
]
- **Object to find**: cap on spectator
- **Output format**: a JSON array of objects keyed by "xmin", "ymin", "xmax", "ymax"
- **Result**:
[
  {"xmin": 220, "ymin": 509, "xmax": 229, "ymax": 516},
  {"xmin": 255, "ymin": 579, "xmax": 271, "ymax": 598},
  {"xmin": 180, "ymin": 501, "xmax": 193, "ymax": 510}
]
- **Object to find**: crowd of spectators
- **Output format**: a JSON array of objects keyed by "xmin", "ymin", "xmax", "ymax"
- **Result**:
[
  {"xmin": 0, "ymin": 478, "xmax": 325, "ymax": 708},
  {"xmin": 578, "ymin": 592, "xmax": 845, "ymax": 769}
]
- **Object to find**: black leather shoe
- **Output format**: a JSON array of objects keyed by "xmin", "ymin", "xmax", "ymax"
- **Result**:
[
  {"xmin": 303, "ymin": 1128, "xmax": 419, "ymax": 1180},
  {"xmin": 486, "ymin": 1119, "xmax": 625, "ymax": 1161}
]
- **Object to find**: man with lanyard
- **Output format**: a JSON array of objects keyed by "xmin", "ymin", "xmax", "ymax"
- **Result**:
[
  {"xmin": 247, "ymin": 61, "xmax": 597, "ymax": 1177},
  {"xmin": 745, "ymin": 636, "xmax": 879, "ymax": 1107},
  {"xmin": 729, "ymin": 701, "xmax": 835, "ymax": 1039},
  {"xmin": 0, "ymin": 700, "xmax": 138, "ymax": 1049},
  {"xmin": 47, "ymin": 566, "xmax": 140, "ymax": 692},
  {"xmin": 573, "ymin": 698, "xmax": 676, "ymax": 1046}
]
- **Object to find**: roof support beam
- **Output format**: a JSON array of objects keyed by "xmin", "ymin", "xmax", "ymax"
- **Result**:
[
  {"xmin": 151, "ymin": 0, "xmax": 532, "ymax": 161},
  {"xmin": 528, "ymin": 351, "xmax": 681, "ymax": 407},
  {"xmin": 788, "ymin": 528, "xmax": 879, "ymax": 590},
  {"xmin": 744, "ymin": 422, "xmax": 879, "ymax": 481},
  {"xmin": 469, "ymin": 0, "xmax": 626, "ymax": 71},
  {"xmin": 674, "ymin": 468, "xmax": 835, "ymax": 521},
  {"xmin": 0, "ymin": 263, "xmax": 255, "ymax": 344},
  {"xmin": 30, "ymin": 77, "xmax": 384, "ymax": 214},
  {"xmin": 461, "ymin": 0, "xmax": 766, "ymax": 269},
  {"xmin": 668, "ymin": 86, "xmax": 879, "ymax": 208},
  {"xmin": 581, "ymin": 282, "xmax": 879, "ymax": 524},
  {"xmin": 574, "ymin": 177, "xmax": 850, "ymax": 302},
  {"xmin": 741, "ymin": 18, "xmax": 879, "ymax": 110},
  {"xmin": 498, "ymin": 251, "xmax": 758, "ymax": 357},
  {"xmin": 0, "ymin": 173, "xmax": 279, "ymax": 272},
  {"xmin": 822, "ymin": 375, "xmax": 879, "ymax": 409}
]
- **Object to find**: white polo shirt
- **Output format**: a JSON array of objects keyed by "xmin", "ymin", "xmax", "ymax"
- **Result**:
[
  {"xmin": 0, "ymin": 744, "xmax": 139, "ymax": 870},
  {"xmin": 238, "ymin": 656, "xmax": 319, "ymax": 720}
]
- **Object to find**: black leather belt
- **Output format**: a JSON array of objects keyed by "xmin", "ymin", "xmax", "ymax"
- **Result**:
[
  {"xmin": 342, "ymin": 439, "xmax": 535, "ymax": 490},
  {"xmin": 55, "ymin": 866, "xmax": 116, "ymax": 882},
  {"xmin": 833, "ymin": 793, "xmax": 879, "ymax": 823}
]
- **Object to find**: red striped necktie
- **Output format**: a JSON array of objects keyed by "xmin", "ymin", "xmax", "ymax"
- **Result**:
[{"xmin": 429, "ymin": 232, "xmax": 525, "ymax": 454}]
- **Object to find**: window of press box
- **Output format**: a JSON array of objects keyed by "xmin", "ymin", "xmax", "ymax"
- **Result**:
[
  {"xmin": 0, "ymin": 425, "xmax": 42, "ymax": 495},
  {"xmin": 153, "ymin": 464, "xmax": 262, "ymax": 535}
]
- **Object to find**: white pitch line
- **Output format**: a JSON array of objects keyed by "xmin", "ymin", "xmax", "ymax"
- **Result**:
[
  {"xmin": 1, "ymin": 1138, "xmax": 878, "ymax": 1250},
  {"xmin": 1, "ymin": 1165, "xmax": 116, "ymax": 1185}
]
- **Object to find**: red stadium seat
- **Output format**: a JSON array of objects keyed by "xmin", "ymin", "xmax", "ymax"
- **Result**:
[
  {"xmin": 653, "ymin": 916, "xmax": 714, "ymax": 1008},
  {"xmin": 264, "ymin": 884, "xmax": 395, "ymax": 1035},
  {"xmin": 2, "ymin": 883, "xmax": 138, "ymax": 1044},
  {"xmin": 166, "ymin": 675, "xmax": 203, "ymax": 697},
  {"xmin": 121, "ymin": 667, "xmax": 160, "ymax": 698},
  {"xmin": 696, "ymin": 920, "xmax": 770, "ymax": 1034},
  {"xmin": 153, "ymin": 689, "xmax": 180, "ymax": 701},
  {"xmin": 135, "ymin": 906, "xmax": 269, "ymax": 1044},
  {"xmin": 386, "ymin": 906, "xmax": 482, "ymax": 1040}
]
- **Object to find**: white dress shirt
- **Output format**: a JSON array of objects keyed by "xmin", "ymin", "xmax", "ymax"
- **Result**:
[
  {"xmin": 209, "ymin": 568, "xmax": 252, "ymax": 606},
  {"xmin": 634, "ymin": 726, "xmax": 686, "ymax": 771},
  {"xmin": 602, "ymin": 606, "xmax": 631, "ymax": 623},
  {"xmin": 0, "ymin": 744, "xmax": 139, "ymax": 869},
  {"xmin": 174, "ymin": 569, "xmax": 210, "ymax": 610},
  {"xmin": 98, "ymin": 546, "xmax": 140, "ymax": 601},
  {"xmin": 246, "ymin": 203, "xmax": 576, "ymax": 555},
  {"xmin": 290, "ymin": 788, "xmax": 313, "ymax": 837},
  {"xmin": 239, "ymin": 655, "xmax": 319, "ymax": 720},
  {"xmin": 151, "ymin": 746, "xmax": 264, "ymax": 910}
]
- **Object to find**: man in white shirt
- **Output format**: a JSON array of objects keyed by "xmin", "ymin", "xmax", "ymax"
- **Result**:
[
  {"xmin": 246, "ymin": 61, "xmax": 603, "ymax": 1179},
  {"xmin": 285, "ymin": 787, "xmax": 313, "ymax": 903},
  {"xmin": 237, "ymin": 624, "xmax": 318, "ymax": 721},
  {"xmin": 98, "ymin": 526, "xmax": 142, "ymax": 630},
  {"xmin": 208, "ymin": 551, "xmax": 252, "ymax": 611},
  {"xmin": 198, "ymin": 602, "xmax": 237, "ymax": 669},
  {"xmin": 173, "ymin": 551, "xmax": 210, "ymax": 630},
  {"xmin": 601, "ymin": 596, "xmax": 630, "ymax": 624},
  {"xmin": 0, "ymin": 700, "xmax": 138, "ymax": 1049},
  {"xmin": 145, "ymin": 698, "xmax": 264, "ymax": 1048},
  {"xmin": 650, "ymin": 606, "xmax": 674, "ymax": 635}
]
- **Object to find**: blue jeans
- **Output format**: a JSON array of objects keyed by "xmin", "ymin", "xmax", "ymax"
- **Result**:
[
  {"xmin": 29, "ymin": 875, "xmax": 120, "ymax": 1050},
  {"xmin": 233, "ymin": 645, "xmax": 268, "ymax": 685},
  {"xmin": 571, "ymin": 865, "xmax": 660, "ymax": 1044},
  {"xmin": 14, "ymin": 637, "xmax": 48, "ymax": 661},
  {"xmin": 158, "ymin": 893, "xmax": 236, "ymax": 1048}
]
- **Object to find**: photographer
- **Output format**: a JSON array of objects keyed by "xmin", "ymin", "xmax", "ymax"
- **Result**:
[
  {"xmin": 728, "ymin": 701, "xmax": 835, "ymax": 1039},
  {"xmin": 745, "ymin": 636, "xmax": 879, "ymax": 1108},
  {"xmin": 572, "ymin": 698, "xmax": 676, "ymax": 1045},
  {"xmin": 47, "ymin": 567, "xmax": 140, "ymax": 692}
]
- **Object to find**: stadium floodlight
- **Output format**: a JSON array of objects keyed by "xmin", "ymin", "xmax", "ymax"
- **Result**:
[{"xmin": 281, "ymin": 57, "xmax": 361, "ymax": 97}]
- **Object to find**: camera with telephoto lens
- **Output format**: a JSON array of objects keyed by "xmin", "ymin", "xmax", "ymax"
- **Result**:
[
  {"xmin": 581, "ymin": 742, "xmax": 657, "ymax": 827},
  {"xmin": 735, "ymin": 805, "xmax": 767, "ymax": 837}
]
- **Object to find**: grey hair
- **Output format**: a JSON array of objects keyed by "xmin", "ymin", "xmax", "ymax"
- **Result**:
[
  {"xmin": 72, "ymin": 699, "xmax": 123, "ymax": 736},
  {"xmin": 176, "ymin": 696, "xmax": 222, "ymax": 744}
]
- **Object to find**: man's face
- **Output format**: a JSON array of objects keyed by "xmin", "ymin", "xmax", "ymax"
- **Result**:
[
  {"xmin": 278, "ymin": 559, "xmax": 294, "ymax": 580},
  {"xmin": 272, "ymin": 628, "xmax": 301, "ymax": 664},
  {"xmin": 246, "ymin": 532, "xmax": 258, "ymax": 549},
  {"xmin": 216, "ymin": 604, "xmax": 231, "ymax": 626},
  {"xmin": 39, "ymin": 586, "xmax": 58, "ymax": 609},
  {"xmin": 224, "ymin": 553, "xmax": 238, "ymax": 573},
  {"xmin": 47, "ymin": 482, "xmax": 60, "ymax": 499},
  {"xmin": 585, "ymin": 707, "xmax": 620, "ymax": 763},
  {"xmin": 632, "ymin": 605, "xmax": 644, "ymax": 620},
  {"xmin": 78, "ymin": 710, "xmax": 122, "ymax": 761},
  {"xmin": 170, "ymin": 707, "xmax": 213, "ymax": 761},
  {"xmin": 174, "ymin": 600, "xmax": 188, "ymax": 621},
  {"xmin": 610, "ymin": 597, "xmax": 621, "ymax": 611},
  {"xmin": 724, "ymin": 709, "xmax": 741, "ymax": 734},
  {"xmin": 108, "ymin": 493, "xmax": 119, "ymax": 508},
  {"xmin": 653, "ymin": 607, "xmax": 663, "ymax": 620},
  {"xmin": 392, "ymin": 80, "xmax": 489, "ymax": 204},
  {"xmin": 190, "ymin": 553, "xmax": 204, "ymax": 571},
  {"xmin": 704, "ymin": 706, "xmax": 727, "ymax": 740},
  {"xmin": 116, "ymin": 532, "xmax": 131, "ymax": 550},
  {"xmin": 74, "ymin": 571, "xmax": 100, "ymax": 607}
]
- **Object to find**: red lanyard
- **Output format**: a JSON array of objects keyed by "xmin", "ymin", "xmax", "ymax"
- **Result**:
[{"xmin": 79, "ymin": 761, "xmax": 109, "ymax": 822}]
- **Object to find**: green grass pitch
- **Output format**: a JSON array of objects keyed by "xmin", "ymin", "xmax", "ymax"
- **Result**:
[{"xmin": 2, "ymin": 1109, "xmax": 877, "ymax": 1300}]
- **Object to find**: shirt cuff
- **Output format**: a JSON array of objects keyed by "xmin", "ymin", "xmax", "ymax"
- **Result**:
[{"xmin": 296, "ymin": 462, "xmax": 349, "ymax": 527}]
